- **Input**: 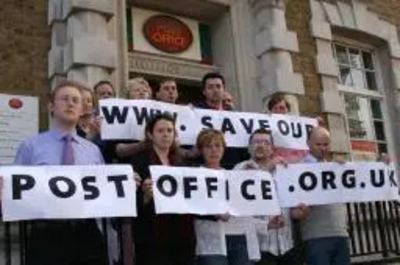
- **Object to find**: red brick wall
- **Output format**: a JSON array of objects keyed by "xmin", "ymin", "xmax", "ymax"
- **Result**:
[
  {"xmin": 286, "ymin": 0, "xmax": 323, "ymax": 118},
  {"xmin": 0, "ymin": 0, "xmax": 50, "ymax": 129}
]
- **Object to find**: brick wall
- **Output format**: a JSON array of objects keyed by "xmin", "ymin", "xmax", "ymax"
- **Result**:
[
  {"xmin": 286, "ymin": 0, "xmax": 323, "ymax": 118},
  {"xmin": 285, "ymin": 0, "xmax": 400, "ymax": 118},
  {"xmin": 369, "ymin": 0, "xmax": 400, "ymax": 28},
  {"xmin": 0, "ymin": 0, "xmax": 50, "ymax": 129}
]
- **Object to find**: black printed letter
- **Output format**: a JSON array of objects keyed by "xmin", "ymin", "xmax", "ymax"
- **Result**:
[
  {"xmin": 321, "ymin": 171, "xmax": 337, "ymax": 190},
  {"xmin": 49, "ymin": 176, "xmax": 76, "ymax": 198},
  {"xmin": 299, "ymin": 172, "xmax": 317, "ymax": 191},
  {"xmin": 261, "ymin": 180, "xmax": 272, "ymax": 200},
  {"xmin": 102, "ymin": 106, "xmax": 129, "ymax": 124},
  {"xmin": 241, "ymin": 180, "xmax": 256, "ymax": 200},
  {"xmin": 342, "ymin": 170, "xmax": 356, "ymax": 188},
  {"xmin": 370, "ymin": 169, "xmax": 385, "ymax": 187},
  {"xmin": 157, "ymin": 175, "xmax": 178, "ymax": 197},
  {"xmin": 12, "ymin": 174, "xmax": 35, "ymax": 200},
  {"xmin": 205, "ymin": 177, "xmax": 218, "ymax": 198},
  {"xmin": 183, "ymin": 177, "xmax": 198, "ymax": 199},
  {"xmin": 82, "ymin": 176, "xmax": 100, "ymax": 200},
  {"xmin": 108, "ymin": 175, "xmax": 128, "ymax": 198}
]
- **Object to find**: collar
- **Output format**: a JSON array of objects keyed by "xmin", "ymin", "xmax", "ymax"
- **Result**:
[
  {"xmin": 49, "ymin": 126, "xmax": 83, "ymax": 144},
  {"xmin": 304, "ymin": 153, "xmax": 326, "ymax": 162}
]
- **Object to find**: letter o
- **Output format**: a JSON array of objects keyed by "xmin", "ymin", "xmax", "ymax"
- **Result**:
[
  {"xmin": 277, "ymin": 120, "xmax": 290, "ymax": 136},
  {"xmin": 298, "ymin": 172, "xmax": 318, "ymax": 191},
  {"xmin": 49, "ymin": 176, "xmax": 77, "ymax": 198},
  {"xmin": 156, "ymin": 175, "xmax": 178, "ymax": 197}
]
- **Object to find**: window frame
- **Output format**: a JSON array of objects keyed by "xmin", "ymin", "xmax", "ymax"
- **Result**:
[{"xmin": 332, "ymin": 37, "xmax": 394, "ymax": 161}]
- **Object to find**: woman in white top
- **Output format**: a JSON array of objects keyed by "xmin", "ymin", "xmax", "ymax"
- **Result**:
[{"xmin": 195, "ymin": 129, "xmax": 259, "ymax": 265}]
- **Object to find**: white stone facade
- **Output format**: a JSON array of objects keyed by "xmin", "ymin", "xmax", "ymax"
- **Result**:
[
  {"xmin": 48, "ymin": 0, "xmax": 117, "ymax": 89},
  {"xmin": 309, "ymin": 0, "xmax": 400, "ymax": 155},
  {"xmin": 47, "ymin": 0, "xmax": 305, "ymax": 113}
]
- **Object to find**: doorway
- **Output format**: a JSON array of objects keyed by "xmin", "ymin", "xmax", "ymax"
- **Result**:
[{"xmin": 129, "ymin": 72, "xmax": 204, "ymax": 105}]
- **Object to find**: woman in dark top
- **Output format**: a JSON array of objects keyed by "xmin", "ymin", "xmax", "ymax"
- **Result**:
[{"xmin": 131, "ymin": 113, "xmax": 196, "ymax": 265}]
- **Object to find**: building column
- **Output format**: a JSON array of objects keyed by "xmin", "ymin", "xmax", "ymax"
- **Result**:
[
  {"xmin": 248, "ymin": 0, "xmax": 304, "ymax": 114},
  {"xmin": 48, "ymin": 0, "xmax": 117, "ymax": 89}
]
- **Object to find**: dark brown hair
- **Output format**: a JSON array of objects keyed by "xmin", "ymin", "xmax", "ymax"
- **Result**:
[
  {"xmin": 156, "ymin": 78, "xmax": 177, "ymax": 92},
  {"xmin": 267, "ymin": 92, "xmax": 291, "ymax": 112},
  {"xmin": 144, "ymin": 113, "xmax": 182, "ymax": 165},
  {"xmin": 248, "ymin": 128, "xmax": 274, "ymax": 145},
  {"xmin": 93, "ymin": 80, "xmax": 115, "ymax": 95}
]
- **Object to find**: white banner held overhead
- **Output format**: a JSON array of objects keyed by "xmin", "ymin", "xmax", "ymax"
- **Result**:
[
  {"xmin": 99, "ymin": 99, "xmax": 317, "ymax": 150},
  {"xmin": 1, "ymin": 165, "xmax": 137, "ymax": 221},
  {"xmin": 275, "ymin": 162, "xmax": 400, "ymax": 207},
  {"xmin": 149, "ymin": 166, "xmax": 281, "ymax": 216}
]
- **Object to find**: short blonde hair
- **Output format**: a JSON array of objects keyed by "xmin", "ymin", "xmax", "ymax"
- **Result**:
[
  {"xmin": 196, "ymin": 129, "xmax": 226, "ymax": 150},
  {"xmin": 48, "ymin": 80, "xmax": 87, "ymax": 103},
  {"xmin": 126, "ymin": 77, "xmax": 152, "ymax": 98}
]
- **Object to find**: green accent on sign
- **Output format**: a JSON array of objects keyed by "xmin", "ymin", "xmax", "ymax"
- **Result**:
[
  {"xmin": 126, "ymin": 8, "xmax": 134, "ymax": 51},
  {"xmin": 199, "ymin": 23, "xmax": 212, "ymax": 64}
]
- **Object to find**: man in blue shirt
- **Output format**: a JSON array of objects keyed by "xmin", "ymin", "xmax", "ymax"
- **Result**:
[{"xmin": 14, "ymin": 81, "xmax": 107, "ymax": 265}]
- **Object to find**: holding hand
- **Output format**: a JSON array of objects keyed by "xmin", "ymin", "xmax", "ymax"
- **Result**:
[
  {"xmin": 267, "ymin": 156, "xmax": 288, "ymax": 172},
  {"xmin": 86, "ymin": 116, "xmax": 102, "ymax": 140},
  {"xmin": 243, "ymin": 161, "xmax": 258, "ymax": 170},
  {"xmin": 133, "ymin": 172, "xmax": 142, "ymax": 188},
  {"xmin": 291, "ymin": 203, "xmax": 311, "ymax": 220},
  {"xmin": 142, "ymin": 178, "xmax": 153, "ymax": 204},
  {"xmin": 268, "ymin": 215, "xmax": 286, "ymax": 230},
  {"xmin": 0, "ymin": 176, "xmax": 3, "ymax": 200},
  {"xmin": 216, "ymin": 213, "xmax": 230, "ymax": 222},
  {"xmin": 378, "ymin": 153, "xmax": 391, "ymax": 165}
]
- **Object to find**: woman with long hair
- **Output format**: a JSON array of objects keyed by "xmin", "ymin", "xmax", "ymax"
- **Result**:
[{"xmin": 131, "ymin": 112, "xmax": 196, "ymax": 265}]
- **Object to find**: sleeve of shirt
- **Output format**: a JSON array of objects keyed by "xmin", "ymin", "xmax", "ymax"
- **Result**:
[
  {"xmin": 13, "ymin": 139, "xmax": 33, "ymax": 165},
  {"xmin": 94, "ymin": 145, "xmax": 105, "ymax": 165}
]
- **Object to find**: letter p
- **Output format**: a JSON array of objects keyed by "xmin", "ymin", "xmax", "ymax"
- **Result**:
[{"xmin": 12, "ymin": 174, "xmax": 35, "ymax": 200}]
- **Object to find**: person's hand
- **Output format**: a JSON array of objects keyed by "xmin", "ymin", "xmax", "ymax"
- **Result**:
[
  {"xmin": 216, "ymin": 213, "xmax": 230, "ymax": 222},
  {"xmin": 316, "ymin": 116, "xmax": 326, "ymax": 127},
  {"xmin": 133, "ymin": 172, "xmax": 141, "ymax": 188},
  {"xmin": 291, "ymin": 203, "xmax": 310, "ymax": 220},
  {"xmin": 267, "ymin": 156, "xmax": 288, "ymax": 171},
  {"xmin": 378, "ymin": 153, "xmax": 391, "ymax": 165},
  {"xmin": 0, "ymin": 176, "xmax": 3, "ymax": 200},
  {"xmin": 243, "ymin": 161, "xmax": 258, "ymax": 170},
  {"xmin": 267, "ymin": 215, "xmax": 286, "ymax": 230},
  {"xmin": 142, "ymin": 179, "xmax": 153, "ymax": 204},
  {"xmin": 333, "ymin": 154, "xmax": 346, "ymax": 165},
  {"xmin": 86, "ymin": 116, "xmax": 102, "ymax": 140}
]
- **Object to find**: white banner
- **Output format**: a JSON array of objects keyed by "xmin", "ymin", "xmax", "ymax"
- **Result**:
[
  {"xmin": 100, "ymin": 99, "xmax": 317, "ymax": 150},
  {"xmin": 1, "ymin": 165, "xmax": 137, "ymax": 221},
  {"xmin": 275, "ymin": 162, "xmax": 400, "ymax": 207},
  {"xmin": 149, "ymin": 166, "xmax": 281, "ymax": 216}
]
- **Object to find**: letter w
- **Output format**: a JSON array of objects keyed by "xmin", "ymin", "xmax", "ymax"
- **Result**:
[{"xmin": 102, "ymin": 106, "xmax": 129, "ymax": 124}]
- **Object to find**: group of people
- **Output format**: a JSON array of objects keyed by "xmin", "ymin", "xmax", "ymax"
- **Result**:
[{"xmin": 1, "ymin": 72, "xmax": 352, "ymax": 265}]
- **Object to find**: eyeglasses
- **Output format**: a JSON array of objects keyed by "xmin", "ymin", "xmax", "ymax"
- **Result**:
[
  {"xmin": 56, "ymin": 96, "xmax": 82, "ymax": 105},
  {"xmin": 250, "ymin": 140, "xmax": 272, "ymax": 146}
]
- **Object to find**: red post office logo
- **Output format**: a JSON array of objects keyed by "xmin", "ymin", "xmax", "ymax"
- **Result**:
[{"xmin": 143, "ymin": 15, "xmax": 193, "ymax": 54}]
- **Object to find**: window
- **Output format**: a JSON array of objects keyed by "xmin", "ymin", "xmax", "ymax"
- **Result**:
[
  {"xmin": 335, "ymin": 44, "xmax": 377, "ymax": 90},
  {"xmin": 333, "ymin": 43, "xmax": 388, "ymax": 161}
]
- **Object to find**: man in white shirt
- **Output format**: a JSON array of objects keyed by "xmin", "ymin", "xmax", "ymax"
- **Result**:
[{"xmin": 234, "ymin": 128, "xmax": 303, "ymax": 265}]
